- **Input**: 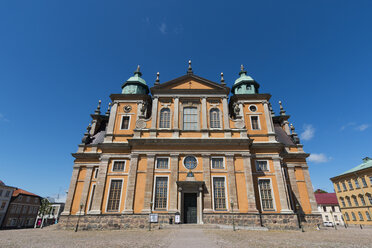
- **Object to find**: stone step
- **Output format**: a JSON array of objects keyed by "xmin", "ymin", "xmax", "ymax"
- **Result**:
[{"xmin": 162, "ymin": 224, "xmax": 268, "ymax": 231}]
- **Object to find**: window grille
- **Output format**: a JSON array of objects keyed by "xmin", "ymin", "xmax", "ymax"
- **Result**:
[
  {"xmin": 256, "ymin": 161, "xmax": 268, "ymax": 171},
  {"xmin": 213, "ymin": 177, "xmax": 226, "ymax": 210},
  {"xmin": 342, "ymin": 182, "xmax": 347, "ymax": 191},
  {"xmin": 351, "ymin": 212, "xmax": 356, "ymax": 221},
  {"xmin": 183, "ymin": 107, "xmax": 198, "ymax": 130},
  {"xmin": 121, "ymin": 116, "xmax": 130, "ymax": 130},
  {"xmin": 366, "ymin": 211, "xmax": 371, "ymax": 221},
  {"xmin": 156, "ymin": 158, "xmax": 169, "ymax": 169},
  {"xmin": 89, "ymin": 184, "xmax": 96, "ymax": 211},
  {"xmin": 336, "ymin": 183, "xmax": 341, "ymax": 192},
  {"xmin": 362, "ymin": 178, "xmax": 368, "ymax": 187},
  {"xmin": 251, "ymin": 116, "xmax": 259, "ymax": 130},
  {"xmin": 159, "ymin": 108, "xmax": 171, "ymax": 128},
  {"xmin": 367, "ymin": 194, "xmax": 372, "ymax": 205},
  {"xmin": 354, "ymin": 179, "xmax": 360, "ymax": 188},
  {"xmin": 211, "ymin": 158, "xmax": 224, "ymax": 169},
  {"xmin": 113, "ymin": 161, "xmax": 125, "ymax": 171},
  {"xmin": 360, "ymin": 195, "xmax": 366, "ymax": 206},
  {"xmin": 210, "ymin": 108, "xmax": 221, "ymax": 128},
  {"xmin": 345, "ymin": 212, "xmax": 350, "ymax": 221},
  {"xmin": 353, "ymin": 196, "xmax": 359, "ymax": 206},
  {"xmin": 340, "ymin": 198, "xmax": 345, "ymax": 207},
  {"xmin": 154, "ymin": 177, "xmax": 168, "ymax": 210},
  {"xmin": 259, "ymin": 179, "xmax": 274, "ymax": 210},
  {"xmin": 348, "ymin": 181, "xmax": 354, "ymax": 190},
  {"xmin": 358, "ymin": 212, "xmax": 364, "ymax": 221},
  {"xmin": 107, "ymin": 180, "xmax": 122, "ymax": 211}
]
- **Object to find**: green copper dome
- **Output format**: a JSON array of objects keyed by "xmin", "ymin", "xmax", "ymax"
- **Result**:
[
  {"xmin": 121, "ymin": 66, "xmax": 149, "ymax": 95},
  {"xmin": 232, "ymin": 65, "xmax": 260, "ymax": 95}
]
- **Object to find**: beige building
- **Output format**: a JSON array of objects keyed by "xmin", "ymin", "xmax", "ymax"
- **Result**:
[
  {"xmin": 60, "ymin": 63, "xmax": 321, "ymax": 230},
  {"xmin": 330, "ymin": 157, "xmax": 372, "ymax": 225},
  {"xmin": 0, "ymin": 181, "xmax": 15, "ymax": 227}
]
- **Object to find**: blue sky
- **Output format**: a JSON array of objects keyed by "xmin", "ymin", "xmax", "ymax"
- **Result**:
[{"xmin": 1, "ymin": 0, "xmax": 372, "ymax": 200}]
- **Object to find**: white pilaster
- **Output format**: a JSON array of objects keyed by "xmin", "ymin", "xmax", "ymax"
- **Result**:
[
  {"xmin": 104, "ymin": 102, "xmax": 118, "ymax": 142},
  {"xmin": 150, "ymin": 97, "xmax": 158, "ymax": 138}
]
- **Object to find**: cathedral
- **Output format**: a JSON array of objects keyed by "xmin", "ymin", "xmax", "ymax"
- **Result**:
[{"xmin": 60, "ymin": 62, "xmax": 321, "ymax": 230}]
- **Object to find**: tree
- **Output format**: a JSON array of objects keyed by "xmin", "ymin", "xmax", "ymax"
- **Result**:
[
  {"xmin": 38, "ymin": 198, "xmax": 51, "ymax": 228},
  {"xmin": 314, "ymin": 189, "xmax": 328, "ymax": 193}
]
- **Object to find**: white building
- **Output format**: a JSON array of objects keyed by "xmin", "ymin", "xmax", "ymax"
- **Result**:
[
  {"xmin": 0, "ymin": 181, "xmax": 15, "ymax": 227},
  {"xmin": 315, "ymin": 192, "xmax": 344, "ymax": 226}
]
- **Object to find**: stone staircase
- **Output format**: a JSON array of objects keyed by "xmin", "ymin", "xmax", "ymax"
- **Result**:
[{"xmin": 163, "ymin": 224, "xmax": 268, "ymax": 231}]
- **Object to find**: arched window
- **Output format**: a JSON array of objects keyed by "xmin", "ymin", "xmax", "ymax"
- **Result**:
[
  {"xmin": 359, "ymin": 195, "xmax": 366, "ymax": 206},
  {"xmin": 366, "ymin": 194, "xmax": 372, "ymax": 205},
  {"xmin": 210, "ymin": 108, "xmax": 221, "ymax": 128},
  {"xmin": 351, "ymin": 212, "xmax": 357, "ymax": 221},
  {"xmin": 346, "ymin": 196, "xmax": 352, "ymax": 207},
  {"xmin": 340, "ymin": 197, "xmax": 345, "ymax": 207},
  {"xmin": 352, "ymin": 196, "xmax": 359, "ymax": 206},
  {"xmin": 366, "ymin": 211, "xmax": 371, "ymax": 221},
  {"xmin": 159, "ymin": 108, "xmax": 171, "ymax": 128},
  {"xmin": 345, "ymin": 212, "xmax": 350, "ymax": 221}
]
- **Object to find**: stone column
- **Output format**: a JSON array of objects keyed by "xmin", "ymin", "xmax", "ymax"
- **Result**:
[
  {"xmin": 61, "ymin": 166, "xmax": 80, "ymax": 215},
  {"xmin": 169, "ymin": 154, "xmax": 179, "ymax": 213},
  {"xmin": 302, "ymin": 166, "xmax": 319, "ymax": 214},
  {"xmin": 263, "ymin": 101, "xmax": 276, "ymax": 141},
  {"xmin": 202, "ymin": 155, "xmax": 213, "ymax": 212},
  {"xmin": 198, "ymin": 186, "xmax": 204, "ymax": 224},
  {"xmin": 201, "ymin": 97, "xmax": 208, "ymax": 138},
  {"xmin": 142, "ymin": 154, "xmax": 155, "ymax": 213},
  {"xmin": 242, "ymin": 154, "xmax": 258, "ymax": 213},
  {"xmin": 123, "ymin": 154, "xmax": 139, "ymax": 214},
  {"xmin": 89, "ymin": 156, "xmax": 110, "ymax": 214},
  {"xmin": 104, "ymin": 102, "xmax": 118, "ymax": 142},
  {"xmin": 222, "ymin": 97, "xmax": 231, "ymax": 138},
  {"xmin": 273, "ymin": 158, "xmax": 292, "ymax": 213},
  {"xmin": 150, "ymin": 97, "xmax": 158, "ymax": 138},
  {"xmin": 226, "ymin": 154, "xmax": 238, "ymax": 212},
  {"xmin": 79, "ymin": 167, "xmax": 93, "ymax": 214},
  {"xmin": 173, "ymin": 97, "xmax": 179, "ymax": 137}
]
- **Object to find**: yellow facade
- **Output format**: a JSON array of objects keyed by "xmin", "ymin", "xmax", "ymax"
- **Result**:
[
  {"xmin": 62, "ymin": 66, "xmax": 320, "ymax": 228},
  {"xmin": 331, "ymin": 162, "xmax": 372, "ymax": 225}
]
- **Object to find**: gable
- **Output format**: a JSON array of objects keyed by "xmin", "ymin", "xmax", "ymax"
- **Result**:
[
  {"xmin": 150, "ymin": 74, "xmax": 230, "ymax": 95},
  {"xmin": 168, "ymin": 80, "xmax": 215, "ymax": 90}
]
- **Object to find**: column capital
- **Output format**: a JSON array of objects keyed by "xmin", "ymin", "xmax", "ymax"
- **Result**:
[
  {"xmin": 130, "ymin": 154, "xmax": 140, "ymax": 159},
  {"xmin": 170, "ymin": 153, "xmax": 179, "ymax": 158},
  {"xmin": 147, "ymin": 154, "xmax": 156, "ymax": 159},
  {"xmin": 202, "ymin": 153, "xmax": 211, "ymax": 158},
  {"xmin": 241, "ymin": 153, "xmax": 251, "ymax": 158},
  {"xmin": 225, "ymin": 153, "xmax": 234, "ymax": 158}
]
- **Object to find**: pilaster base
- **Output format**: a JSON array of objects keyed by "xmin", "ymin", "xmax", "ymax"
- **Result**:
[
  {"xmin": 88, "ymin": 210, "xmax": 101, "ymax": 215},
  {"xmin": 122, "ymin": 210, "xmax": 134, "ymax": 214}
]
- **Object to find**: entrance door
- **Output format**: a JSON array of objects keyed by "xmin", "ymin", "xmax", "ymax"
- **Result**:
[{"xmin": 183, "ymin": 193, "xmax": 197, "ymax": 223}]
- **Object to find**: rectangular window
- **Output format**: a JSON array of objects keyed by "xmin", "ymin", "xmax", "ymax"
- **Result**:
[
  {"xmin": 22, "ymin": 206, "xmax": 28, "ymax": 214},
  {"xmin": 156, "ymin": 158, "xmax": 169, "ymax": 169},
  {"xmin": 213, "ymin": 177, "xmax": 226, "ymax": 210},
  {"xmin": 259, "ymin": 179, "xmax": 274, "ymax": 211},
  {"xmin": 88, "ymin": 184, "xmax": 96, "ymax": 211},
  {"xmin": 120, "ymin": 116, "xmax": 130, "ymax": 130},
  {"xmin": 112, "ymin": 161, "xmax": 125, "ymax": 172},
  {"xmin": 0, "ymin": 201, "xmax": 6, "ymax": 210},
  {"xmin": 336, "ymin": 183, "xmax": 341, "ymax": 192},
  {"xmin": 250, "ymin": 116, "xmax": 260, "ymax": 130},
  {"xmin": 362, "ymin": 178, "xmax": 368, "ymax": 187},
  {"xmin": 331, "ymin": 206, "xmax": 335, "ymax": 212},
  {"xmin": 183, "ymin": 107, "xmax": 198, "ymax": 130},
  {"xmin": 154, "ymin": 177, "xmax": 168, "ymax": 210},
  {"xmin": 94, "ymin": 168, "xmax": 99, "ymax": 179},
  {"xmin": 369, "ymin": 176, "xmax": 372, "ymax": 185},
  {"xmin": 211, "ymin": 157, "xmax": 224, "ymax": 169},
  {"xmin": 5, "ymin": 191, "xmax": 10, "ymax": 197},
  {"xmin": 323, "ymin": 206, "xmax": 327, "ymax": 212},
  {"xmin": 256, "ymin": 160, "xmax": 268, "ymax": 171},
  {"xmin": 342, "ymin": 182, "xmax": 347, "ymax": 191},
  {"xmin": 354, "ymin": 179, "xmax": 360, "ymax": 189},
  {"xmin": 106, "ymin": 180, "xmax": 122, "ymax": 212},
  {"xmin": 325, "ymin": 215, "xmax": 329, "ymax": 221},
  {"xmin": 334, "ymin": 215, "xmax": 338, "ymax": 221},
  {"xmin": 0, "ymin": 190, "xmax": 2, "ymax": 196},
  {"xmin": 340, "ymin": 198, "xmax": 346, "ymax": 207},
  {"xmin": 348, "ymin": 180, "xmax": 353, "ymax": 190}
]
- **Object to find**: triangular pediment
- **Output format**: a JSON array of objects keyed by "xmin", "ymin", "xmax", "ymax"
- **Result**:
[{"xmin": 150, "ymin": 74, "xmax": 230, "ymax": 95}]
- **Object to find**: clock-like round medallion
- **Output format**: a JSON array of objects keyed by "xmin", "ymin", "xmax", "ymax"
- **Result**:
[
  {"xmin": 183, "ymin": 156, "xmax": 197, "ymax": 170},
  {"xmin": 124, "ymin": 105, "xmax": 132, "ymax": 113}
]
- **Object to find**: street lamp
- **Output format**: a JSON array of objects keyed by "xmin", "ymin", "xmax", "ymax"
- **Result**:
[
  {"xmin": 149, "ymin": 201, "xmax": 153, "ymax": 231},
  {"xmin": 75, "ymin": 203, "xmax": 84, "ymax": 232},
  {"xmin": 230, "ymin": 200, "xmax": 235, "ymax": 231}
]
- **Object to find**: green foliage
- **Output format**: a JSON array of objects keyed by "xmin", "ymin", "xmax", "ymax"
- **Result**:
[
  {"xmin": 38, "ymin": 198, "xmax": 51, "ymax": 216},
  {"xmin": 314, "ymin": 189, "xmax": 328, "ymax": 193}
]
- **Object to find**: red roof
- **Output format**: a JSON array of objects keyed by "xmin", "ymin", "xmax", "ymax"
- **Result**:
[
  {"xmin": 315, "ymin": 193, "xmax": 339, "ymax": 205},
  {"xmin": 12, "ymin": 188, "xmax": 39, "ymax": 198}
]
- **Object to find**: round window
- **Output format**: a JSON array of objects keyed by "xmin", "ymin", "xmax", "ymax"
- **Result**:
[
  {"xmin": 184, "ymin": 156, "xmax": 197, "ymax": 170},
  {"xmin": 249, "ymin": 105, "xmax": 257, "ymax": 112}
]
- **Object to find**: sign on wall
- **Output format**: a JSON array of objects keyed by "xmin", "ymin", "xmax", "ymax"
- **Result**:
[{"xmin": 149, "ymin": 213, "xmax": 158, "ymax": 223}]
